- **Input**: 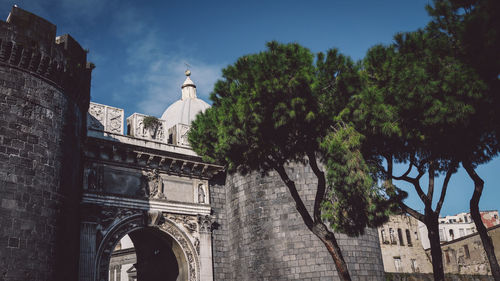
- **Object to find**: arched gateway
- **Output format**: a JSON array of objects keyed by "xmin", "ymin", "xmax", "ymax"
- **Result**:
[
  {"xmin": 79, "ymin": 72, "xmax": 222, "ymax": 281},
  {"xmin": 93, "ymin": 211, "xmax": 200, "ymax": 281}
]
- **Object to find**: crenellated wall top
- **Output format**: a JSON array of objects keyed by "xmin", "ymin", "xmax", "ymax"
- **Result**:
[{"xmin": 0, "ymin": 6, "xmax": 93, "ymax": 111}]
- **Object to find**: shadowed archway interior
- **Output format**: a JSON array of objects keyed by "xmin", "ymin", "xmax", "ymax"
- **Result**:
[{"xmin": 109, "ymin": 227, "xmax": 188, "ymax": 281}]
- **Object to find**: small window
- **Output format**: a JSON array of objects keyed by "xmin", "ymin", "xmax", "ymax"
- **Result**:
[
  {"xmin": 464, "ymin": 216, "xmax": 468, "ymax": 223},
  {"xmin": 449, "ymin": 229, "xmax": 455, "ymax": 240},
  {"xmin": 410, "ymin": 259, "xmax": 418, "ymax": 273},
  {"xmin": 394, "ymin": 257, "xmax": 402, "ymax": 272},
  {"xmin": 445, "ymin": 251, "xmax": 450, "ymax": 264},
  {"xmin": 397, "ymin": 228, "xmax": 405, "ymax": 246},
  {"xmin": 464, "ymin": 245, "xmax": 470, "ymax": 259},
  {"xmin": 406, "ymin": 229, "xmax": 412, "ymax": 246},
  {"xmin": 390, "ymin": 228, "xmax": 396, "ymax": 244},
  {"xmin": 439, "ymin": 229, "xmax": 445, "ymax": 241},
  {"xmin": 381, "ymin": 229, "xmax": 387, "ymax": 244}
]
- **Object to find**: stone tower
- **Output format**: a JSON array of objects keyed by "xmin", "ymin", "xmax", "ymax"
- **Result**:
[
  {"xmin": 210, "ymin": 165, "xmax": 385, "ymax": 281},
  {"xmin": 0, "ymin": 6, "xmax": 92, "ymax": 281}
]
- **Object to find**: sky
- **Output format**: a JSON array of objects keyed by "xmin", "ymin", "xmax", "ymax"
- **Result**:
[{"xmin": 1, "ymin": 0, "xmax": 498, "ymax": 217}]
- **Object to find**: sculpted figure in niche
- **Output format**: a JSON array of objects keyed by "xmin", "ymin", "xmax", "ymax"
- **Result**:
[
  {"xmin": 87, "ymin": 164, "xmax": 102, "ymax": 191},
  {"xmin": 198, "ymin": 184, "xmax": 205, "ymax": 203}
]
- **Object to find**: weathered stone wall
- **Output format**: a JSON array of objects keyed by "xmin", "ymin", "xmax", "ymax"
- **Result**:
[
  {"xmin": 385, "ymin": 273, "xmax": 494, "ymax": 281},
  {"xmin": 430, "ymin": 225, "xmax": 500, "ymax": 275},
  {"xmin": 212, "ymin": 164, "xmax": 385, "ymax": 281},
  {"xmin": 209, "ymin": 173, "xmax": 230, "ymax": 280},
  {"xmin": 0, "ymin": 7, "xmax": 91, "ymax": 281}
]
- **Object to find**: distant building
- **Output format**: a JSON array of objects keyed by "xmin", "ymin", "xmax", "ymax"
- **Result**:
[
  {"xmin": 427, "ymin": 224, "xmax": 500, "ymax": 275},
  {"xmin": 377, "ymin": 214, "xmax": 433, "ymax": 274},
  {"xmin": 418, "ymin": 210, "xmax": 500, "ymax": 249}
]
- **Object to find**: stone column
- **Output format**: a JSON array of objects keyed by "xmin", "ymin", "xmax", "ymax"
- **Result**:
[
  {"xmin": 198, "ymin": 215, "xmax": 214, "ymax": 281},
  {"xmin": 79, "ymin": 222, "xmax": 97, "ymax": 281}
]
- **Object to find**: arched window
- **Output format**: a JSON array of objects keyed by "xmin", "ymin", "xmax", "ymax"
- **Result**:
[
  {"xmin": 406, "ymin": 229, "xmax": 412, "ymax": 246},
  {"xmin": 397, "ymin": 228, "xmax": 404, "ymax": 246}
]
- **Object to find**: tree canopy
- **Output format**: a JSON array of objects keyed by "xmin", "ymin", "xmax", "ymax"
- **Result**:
[{"xmin": 189, "ymin": 41, "xmax": 396, "ymax": 281}]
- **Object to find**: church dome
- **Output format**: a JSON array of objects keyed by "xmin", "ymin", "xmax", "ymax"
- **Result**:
[{"xmin": 160, "ymin": 71, "xmax": 210, "ymax": 129}]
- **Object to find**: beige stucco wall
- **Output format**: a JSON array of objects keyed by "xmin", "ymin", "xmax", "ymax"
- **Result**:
[{"xmin": 378, "ymin": 215, "xmax": 433, "ymax": 273}]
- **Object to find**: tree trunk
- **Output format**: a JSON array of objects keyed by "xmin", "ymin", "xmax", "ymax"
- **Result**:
[
  {"xmin": 425, "ymin": 212, "xmax": 445, "ymax": 281},
  {"xmin": 463, "ymin": 161, "xmax": 500, "ymax": 281},
  {"xmin": 273, "ymin": 164, "xmax": 352, "ymax": 281},
  {"xmin": 312, "ymin": 222, "xmax": 351, "ymax": 281}
]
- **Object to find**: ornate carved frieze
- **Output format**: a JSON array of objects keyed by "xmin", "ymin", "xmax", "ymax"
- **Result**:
[
  {"xmin": 88, "ymin": 102, "xmax": 124, "ymax": 134},
  {"xmin": 165, "ymin": 214, "xmax": 198, "ymax": 234},
  {"xmin": 159, "ymin": 218, "xmax": 199, "ymax": 281},
  {"xmin": 178, "ymin": 124, "xmax": 190, "ymax": 147}
]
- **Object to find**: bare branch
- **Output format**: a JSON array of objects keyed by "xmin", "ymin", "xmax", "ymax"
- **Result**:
[
  {"xmin": 400, "ymin": 202, "xmax": 425, "ymax": 222},
  {"xmin": 436, "ymin": 161, "xmax": 456, "ymax": 214}
]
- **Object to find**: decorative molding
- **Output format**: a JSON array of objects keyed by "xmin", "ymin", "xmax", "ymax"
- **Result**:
[
  {"xmin": 160, "ymin": 217, "xmax": 200, "ymax": 281},
  {"xmin": 82, "ymin": 193, "xmax": 211, "ymax": 216},
  {"xmin": 84, "ymin": 137, "xmax": 223, "ymax": 180}
]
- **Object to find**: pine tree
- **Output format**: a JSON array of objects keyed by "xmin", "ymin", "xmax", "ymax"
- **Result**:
[{"xmin": 189, "ymin": 42, "xmax": 394, "ymax": 281}]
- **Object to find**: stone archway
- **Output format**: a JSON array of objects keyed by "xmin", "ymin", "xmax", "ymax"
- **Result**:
[{"xmin": 95, "ymin": 211, "xmax": 200, "ymax": 281}]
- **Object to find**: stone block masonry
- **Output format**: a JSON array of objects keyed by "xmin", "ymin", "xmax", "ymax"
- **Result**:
[
  {"xmin": 210, "ymin": 163, "xmax": 385, "ymax": 281},
  {"xmin": 0, "ymin": 6, "xmax": 92, "ymax": 281}
]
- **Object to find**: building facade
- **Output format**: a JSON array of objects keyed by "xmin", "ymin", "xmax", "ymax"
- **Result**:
[
  {"xmin": 427, "ymin": 225, "xmax": 500, "ymax": 275},
  {"xmin": 377, "ymin": 215, "xmax": 432, "ymax": 274},
  {"xmin": 0, "ymin": 6, "xmax": 386, "ymax": 281},
  {"xmin": 418, "ymin": 211, "xmax": 500, "ymax": 249}
]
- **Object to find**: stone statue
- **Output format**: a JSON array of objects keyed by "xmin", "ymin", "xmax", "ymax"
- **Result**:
[{"xmin": 198, "ymin": 184, "xmax": 205, "ymax": 203}]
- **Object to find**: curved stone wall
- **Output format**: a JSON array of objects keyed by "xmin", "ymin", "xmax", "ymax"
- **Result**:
[
  {"xmin": 211, "ymin": 164, "xmax": 385, "ymax": 281},
  {"xmin": 0, "ymin": 7, "xmax": 91, "ymax": 281}
]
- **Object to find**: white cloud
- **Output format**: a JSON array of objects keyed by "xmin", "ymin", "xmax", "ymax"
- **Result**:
[{"xmin": 121, "ymin": 31, "xmax": 223, "ymax": 116}]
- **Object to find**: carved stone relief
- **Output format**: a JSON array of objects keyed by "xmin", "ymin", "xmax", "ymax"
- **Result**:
[
  {"xmin": 88, "ymin": 103, "xmax": 105, "ymax": 131},
  {"xmin": 139, "ymin": 169, "xmax": 166, "ymax": 200},
  {"xmin": 106, "ymin": 107, "xmax": 123, "ymax": 134},
  {"xmin": 88, "ymin": 102, "xmax": 124, "ymax": 134},
  {"xmin": 165, "ymin": 214, "xmax": 198, "ymax": 234},
  {"xmin": 178, "ymin": 124, "xmax": 190, "ymax": 147},
  {"xmin": 198, "ymin": 215, "xmax": 214, "ymax": 233},
  {"xmin": 159, "ymin": 217, "xmax": 200, "ymax": 281}
]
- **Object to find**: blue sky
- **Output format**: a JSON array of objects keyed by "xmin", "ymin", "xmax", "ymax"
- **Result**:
[{"xmin": 1, "ymin": 0, "xmax": 498, "ymax": 217}]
